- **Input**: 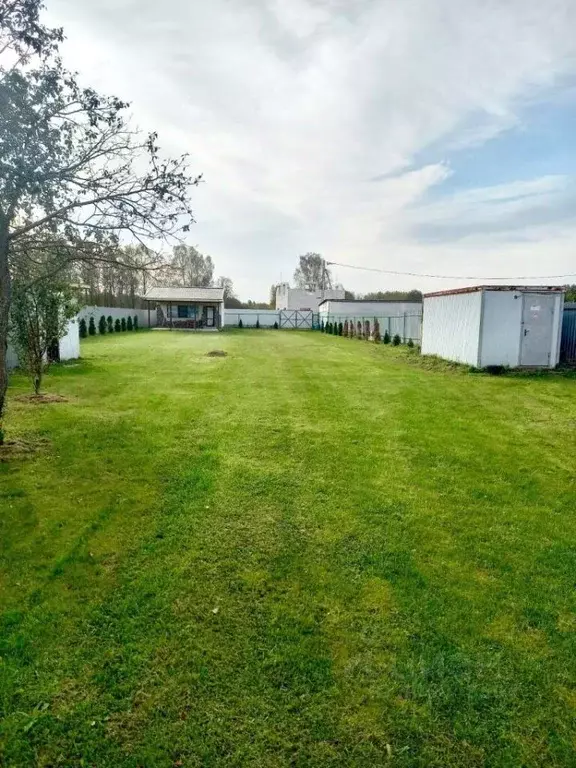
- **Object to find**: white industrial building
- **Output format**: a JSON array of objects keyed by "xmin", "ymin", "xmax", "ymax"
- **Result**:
[
  {"xmin": 421, "ymin": 286, "xmax": 565, "ymax": 368},
  {"xmin": 275, "ymin": 284, "xmax": 345, "ymax": 311},
  {"xmin": 318, "ymin": 299, "xmax": 422, "ymax": 319}
]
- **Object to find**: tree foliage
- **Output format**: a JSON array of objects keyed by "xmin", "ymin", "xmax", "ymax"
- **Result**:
[
  {"xmin": 0, "ymin": 0, "xmax": 201, "ymax": 434},
  {"xmin": 170, "ymin": 246, "xmax": 213, "ymax": 287},
  {"xmin": 10, "ymin": 277, "xmax": 77, "ymax": 394},
  {"xmin": 293, "ymin": 253, "xmax": 332, "ymax": 292}
]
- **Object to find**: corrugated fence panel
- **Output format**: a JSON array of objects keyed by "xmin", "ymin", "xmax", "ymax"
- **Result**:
[{"xmin": 561, "ymin": 304, "xmax": 576, "ymax": 363}]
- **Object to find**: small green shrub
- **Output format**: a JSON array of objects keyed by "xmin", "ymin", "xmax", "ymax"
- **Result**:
[
  {"xmin": 338, "ymin": 322, "xmax": 343, "ymax": 336},
  {"xmin": 256, "ymin": 319, "xmax": 260, "ymax": 329},
  {"xmin": 321, "ymin": 321, "xmax": 325, "ymax": 333},
  {"xmin": 373, "ymin": 320, "xmax": 380, "ymax": 343},
  {"xmin": 392, "ymin": 334, "xmax": 401, "ymax": 346},
  {"xmin": 98, "ymin": 316, "xmax": 107, "ymax": 335},
  {"xmin": 238, "ymin": 318, "xmax": 243, "ymax": 328},
  {"xmin": 407, "ymin": 338, "xmax": 414, "ymax": 348},
  {"xmin": 133, "ymin": 316, "xmax": 139, "ymax": 331},
  {"xmin": 107, "ymin": 316, "xmax": 113, "ymax": 333},
  {"xmin": 88, "ymin": 317, "xmax": 96, "ymax": 336},
  {"xmin": 274, "ymin": 321, "xmax": 279, "ymax": 329},
  {"xmin": 127, "ymin": 316, "xmax": 134, "ymax": 331},
  {"xmin": 114, "ymin": 318, "xmax": 121, "ymax": 333},
  {"xmin": 383, "ymin": 330, "xmax": 390, "ymax": 344},
  {"xmin": 79, "ymin": 318, "xmax": 87, "ymax": 338},
  {"xmin": 333, "ymin": 322, "xmax": 338, "ymax": 335},
  {"xmin": 121, "ymin": 317, "xmax": 127, "ymax": 332}
]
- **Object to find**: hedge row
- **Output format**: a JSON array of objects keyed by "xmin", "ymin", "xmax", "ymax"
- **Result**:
[
  {"xmin": 80, "ymin": 315, "xmax": 140, "ymax": 338},
  {"xmin": 320, "ymin": 319, "xmax": 415, "ymax": 348}
]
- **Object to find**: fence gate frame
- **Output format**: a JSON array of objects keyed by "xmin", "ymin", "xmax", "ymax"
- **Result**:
[{"xmin": 279, "ymin": 309, "xmax": 313, "ymax": 329}]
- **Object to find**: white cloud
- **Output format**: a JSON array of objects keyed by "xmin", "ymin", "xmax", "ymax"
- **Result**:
[{"xmin": 44, "ymin": 0, "xmax": 576, "ymax": 297}]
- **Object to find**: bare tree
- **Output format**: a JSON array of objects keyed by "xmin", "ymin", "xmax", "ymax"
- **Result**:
[
  {"xmin": 293, "ymin": 253, "xmax": 332, "ymax": 292},
  {"xmin": 0, "ymin": 1, "xmax": 201, "ymax": 436},
  {"xmin": 169, "ymin": 245, "xmax": 214, "ymax": 287},
  {"xmin": 216, "ymin": 276, "xmax": 235, "ymax": 301}
]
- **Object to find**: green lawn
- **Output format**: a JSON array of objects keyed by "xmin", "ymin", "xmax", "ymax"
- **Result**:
[{"xmin": 1, "ymin": 330, "xmax": 576, "ymax": 767}]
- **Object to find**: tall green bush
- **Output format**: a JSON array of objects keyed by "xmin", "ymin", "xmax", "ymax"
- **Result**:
[
  {"xmin": 98, "ymin": 316, "xmax": 107, "ymax": 335},
  {"xmin": 133, "ymin": 316, "xmax": 139, "ymax": 331},
  {"xmin": 238, "ymin": 318, "xmax": 243, "ymax": 328},
  {"xmin": 373, "ymin": 319, "xmax": 381, "ymax": 343},
  {"xmin": 114, "ymin": 318, "xmax": 121, "ymax": 333},
  {"xmin": 127, "ymin": 316, "xmax": 134, "ymax": 331},
  {"xmin": 383, "ymin": 330, "xmax": 390, "ymax": 344},
  {"xmin": 107, "ymin": 315, "xmax": 114, "ymax": 333},
  {"xmin": 79, "ymin": 318, "xmax": 87, "ymax": 338},
  {"xmin": 88, "ymin": 317, "xmax": 96, "ymax": 336},
  {"xmin": 256, "ymin": 319, "xmax": 260, "ymax": 329},
  {"xmin": 338, "ymin": 322, "xmax": 343, "ymax": 336},
  {"xmin": 121, "ymin": 317, "xmax": 126, "ymax": 332},
  {"xmin": 392, "ymin": 334, "xmax": 401, "ymax": 346},
  {"xmin": 321, "ymin": 321, "xmax": 325, "ymax": 333}
]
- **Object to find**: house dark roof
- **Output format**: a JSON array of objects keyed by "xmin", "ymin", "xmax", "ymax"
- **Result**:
[
  {"xmin": 424, "ymin": 285, "xmax": 565, "ymax": 299},
  {"xmin": 144, "ymin": 287, "xmax": 225, "ymax": 302}
]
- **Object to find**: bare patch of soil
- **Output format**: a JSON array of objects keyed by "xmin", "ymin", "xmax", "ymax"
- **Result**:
[
  {"xmin": 0, "ymin": 437, "xmax": 50, "ymax": 461},
  {"xmin": 206, "ymin": 350, "xmax": 228, "ymax": 358},
  {"xmin": 14, "ymin": 393, "xmax": 68, "ymax": 404}
]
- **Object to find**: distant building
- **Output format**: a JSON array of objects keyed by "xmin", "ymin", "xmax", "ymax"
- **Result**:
[{"xmin": 275, "ymin": 283, "xmax": 345, "ymax": 311}]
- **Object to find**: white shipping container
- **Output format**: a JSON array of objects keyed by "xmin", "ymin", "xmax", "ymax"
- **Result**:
[{"xmin": 422, "ymin": 286, "xmax": 564, "ymax": 369}]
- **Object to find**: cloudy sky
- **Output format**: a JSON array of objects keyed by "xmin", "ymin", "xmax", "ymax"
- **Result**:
[{"xmin": 45, "ymin": 0, "xmax": 576, "ymax": 300}]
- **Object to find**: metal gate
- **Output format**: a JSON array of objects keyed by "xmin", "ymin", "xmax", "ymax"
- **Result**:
[
  {"xmin": 519, "ymin": 293, "xmax": 556, "ymax": 366},
  {"xmin": 279, "ymin": 310, "xmax": 313, "ymax": 329}
]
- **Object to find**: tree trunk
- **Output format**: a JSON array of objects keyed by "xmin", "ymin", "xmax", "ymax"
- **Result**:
[{"xmin": 0, "ymin": 225, "xmax": 11, "ymax": 441}]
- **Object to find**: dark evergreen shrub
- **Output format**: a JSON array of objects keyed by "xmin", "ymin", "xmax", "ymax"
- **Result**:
[
  {"xmin": 133, "ymin": 316, "xmax": 139, "ymax": 330},
  {"xmin": 392, "ymin": 334, "xmax": 401, "ymax": 346},
  {"xmin": 114, "ymin": 318, "xmax": 121, "ymax": 332},
  {"xmin": 98, "ymin": 316, "xmax": 107, "ymax": 335},
  {"xmin": 107, "ymin": 315, "xmax": 114, "ymax": 333},
  {"xmin": 407, "ymin": 338, "xmax": 414, "ymax": 348},
  {"xmin": 274, "ymin": 321, "xmax": 279, "ymax": 329},
  {"xmin": 88, "ymin": 317, "xmax": 96, "ymax": 336},
  {"xmin": 127, "ymin": 316, "xmax": 134, "ymax": 331},
  {"xmin": 338, "ymin": 322, "xmax": 343, "ymax": 336},
  {"xmin": 79, "ymin": 318, "xmax": 87, "ymax": 338},
  {"xmin": 238, "ymin": 318, "xmax": 243, "ymax": 328},
  {"xmin": 121, "ymin": 317, "xmax": 126, "ymax": 331},
  {"xmin": 383, "ymin": 330, "xmax": 391, "ymax": 344}
]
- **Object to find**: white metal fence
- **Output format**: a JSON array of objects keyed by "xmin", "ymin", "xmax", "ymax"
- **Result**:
[
  {"xmin": 78, "ymin": 306, "xmax": 153, "ymax": 328},
  {"xmin": 323, "ymin": 313, "xmax": 422, "ymax": 343}
]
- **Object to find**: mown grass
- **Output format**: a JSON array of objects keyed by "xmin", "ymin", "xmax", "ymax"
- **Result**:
[{"xmin": 1, "ymin": 329, "xmax": 575, "ymax": 767}]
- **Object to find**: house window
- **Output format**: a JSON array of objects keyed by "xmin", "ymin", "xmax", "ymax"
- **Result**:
[{"xmin": 177, "ymin": 305, "xmax": 196, "ymax": 319}]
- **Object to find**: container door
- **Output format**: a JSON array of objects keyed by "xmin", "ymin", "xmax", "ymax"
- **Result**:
[
  {"xmin": 520, "ymin": 293, "xmax": 556, "ymax": 366},
  {"xmin": 206, "ymin": 306, "xmax": 215, "ymax": 327}
]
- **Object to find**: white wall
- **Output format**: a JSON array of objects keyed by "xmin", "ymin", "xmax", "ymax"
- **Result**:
[
  {"xmin": 59, "ymin": 318, "xmax": 80, "ymax": 361},
  {"xmin": 479, "ymin": 291, "xmax": 521, "ymax": 368},
  {"xmin": 6, "ymin": 318, "xmax": 80, "ymax": 370},
  {"xmin": 224, "ymin": 309, "xmax": 278, "ymax": 327},
  {"xmin": 275, "ymin": 285, "xmax": 345, "ymax": 311},
  {"xmin": 422, "ymin": 291, "xmax": 482, "ymax": 365},
  {"xmin": 479, "ymin": 290, "xmax": 563, "ymax": 369},
  {"xmin": 78, "ymin": 306, "xmax": 153, "ymax": 327},
  {"xmin": 319, "ymin": 300, "xmax": 422, "ymax": 317}
]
